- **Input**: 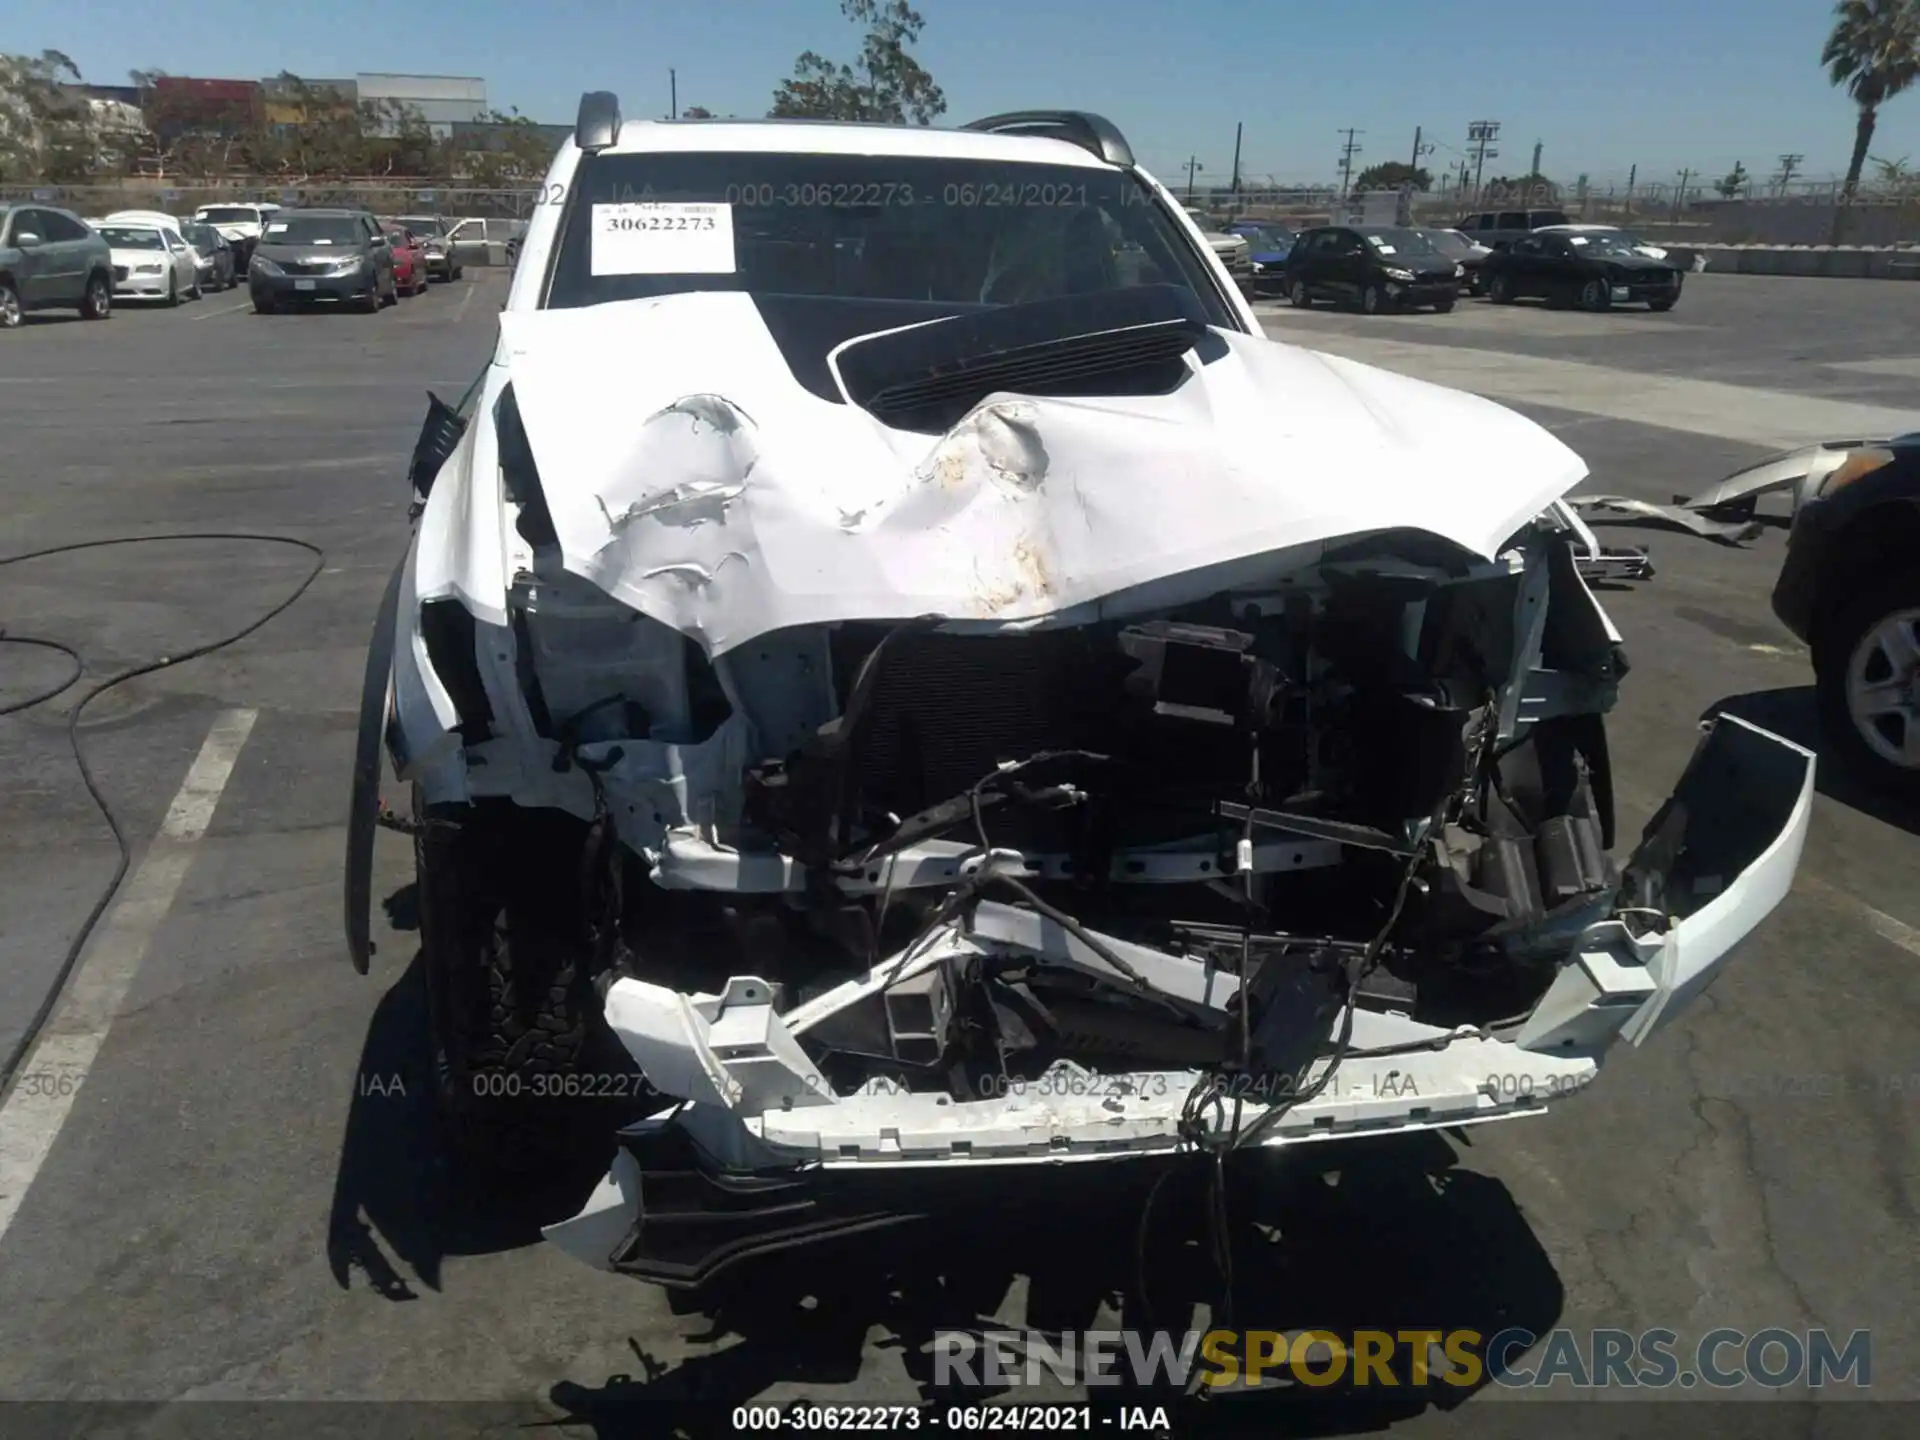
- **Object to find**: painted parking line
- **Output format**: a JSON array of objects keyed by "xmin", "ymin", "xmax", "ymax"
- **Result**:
[
  {"xmin": 0, "ymin": 708, "xmax": 258, "ymax": 1245},
  {"xmin": 454, "ymin": 281, "xmax": 477, "ymax": 323},
  {"xmin": 1259, "ymin": 323, "xmax": 1920, "ymax": 449},
  {"xmin": 190, "ymin": 298, "xmax": 254, "ymax": 322}
]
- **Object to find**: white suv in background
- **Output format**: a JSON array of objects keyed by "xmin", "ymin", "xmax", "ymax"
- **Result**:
[{"xmin": 192, "ymin": 201, "xmax": 282, "ymax": 267}]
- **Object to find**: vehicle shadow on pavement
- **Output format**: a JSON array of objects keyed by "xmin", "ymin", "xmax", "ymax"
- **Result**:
[
  {"xmin": 543, "ymin": 1133, "xmax": 1563, "ymax": 1438},
  {"xmin": 323, "ymin": 943, "xmax": 618, "ymax": 1301},
  {"xmin": 1705, "ymin": 686, "xmax": 1920, "ymax": 837}
]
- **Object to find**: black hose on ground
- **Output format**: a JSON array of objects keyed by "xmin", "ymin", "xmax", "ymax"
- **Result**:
[{"xmin": 0, "ymin": 532, "xmax": 325, "ymax": 1096}]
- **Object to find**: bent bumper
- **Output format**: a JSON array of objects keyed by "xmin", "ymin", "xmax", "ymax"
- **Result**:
[{"xmin": 546, "ymin": 714, "xmax": 1815, "ymax": 1283}]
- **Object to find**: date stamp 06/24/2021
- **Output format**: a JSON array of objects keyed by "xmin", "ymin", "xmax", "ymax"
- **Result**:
[{"xmin": 537, "ymin": 178, "xmax": 1159, "ymax": 210}]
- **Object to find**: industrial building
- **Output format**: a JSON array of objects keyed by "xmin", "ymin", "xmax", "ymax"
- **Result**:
[{"xmin": 357, "ymin": 74, "xmax": 487, "ymax": 137}]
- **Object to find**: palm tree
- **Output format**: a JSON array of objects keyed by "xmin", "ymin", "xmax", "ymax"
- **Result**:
[{"xmin": 1822, "ymin": 0, "xmax": 1920, "ymax": 241}]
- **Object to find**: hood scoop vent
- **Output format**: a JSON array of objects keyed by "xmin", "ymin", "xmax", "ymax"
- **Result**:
[{"xmin": 834, "ymin": 284, "xmax": 1209, "ymax": 434}]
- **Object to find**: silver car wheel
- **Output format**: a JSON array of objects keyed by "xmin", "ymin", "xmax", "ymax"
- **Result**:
[{"xmin": 1846, "ymin": 607, "xmax": 1920, "ymax": 769}]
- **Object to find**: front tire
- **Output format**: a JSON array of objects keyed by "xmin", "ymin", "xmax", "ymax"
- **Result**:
[
  {"xmin": 79, "ymin": 271, "xmax": 111, "ymax": 320},
  {"xmin": 165, "ymin": 273, "xmax": 179, "ymax": 307},
  {"xmin": 1579, "ymin": 277, "xmax": 1613, "ymax": 312},
  {"xmin": 1815, "ymin": 569, "xmax": 1920, "ymax": 803},
  {"xmin": 416, "ymin": 795, "xmax": 637, "ymax": 1174},
  {"xmin": 1487, "ymin": 271, "xmax": 1515, "ymax": 304},
  {"xmin": 1649, "ymin": 296, "xmax": 1677, "ymax": 312},
  {"xmin": 1288, "ymin": 278, "xmax": 1312, "ymax": 308},
  {"xmin": 1361, "ymin": 283, "xmax": 1386, "ymax": 315},
  {"xmin": 0, "ymin": 280, "xmax": 20, "ymax": 328},
  {"xmin": 1433, "ymin": 295, "xmax": 1456, "ymax": 313}
]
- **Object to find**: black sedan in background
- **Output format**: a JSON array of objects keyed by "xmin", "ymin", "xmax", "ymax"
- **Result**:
[
  {"xmin": 1283, "ymin": 225, "xmax": 1463, "ymax": 314},
  {"xmin": 181, "ymin": 221, "xmax": 237, "ymax": 291},
  {"xmin": 1480, "ymin": 230, "xmax": 1682, "ymax": 311},
  {"xmin": 1416, "ymin": 226, "xmax": 1492, "ymax": 294}
]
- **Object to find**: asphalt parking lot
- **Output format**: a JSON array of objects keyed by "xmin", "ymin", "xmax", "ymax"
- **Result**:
[{"xmin": 1, "ymin": 271, "xmax": 1918, "ymax": 1436}]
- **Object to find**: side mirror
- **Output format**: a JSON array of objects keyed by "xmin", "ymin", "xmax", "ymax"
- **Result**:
[{"xmin": 14, "ymin": 231, "xmax": 41, "ymax": 247}]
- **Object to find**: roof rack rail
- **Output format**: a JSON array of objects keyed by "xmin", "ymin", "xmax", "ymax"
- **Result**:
[
  {"xmin": 961, "ymin": 111, "xmax": 1134, "ymax": 169},
  {"xmin": 576, "ymin": 91, "xmax": 621, "ymax": 153}
]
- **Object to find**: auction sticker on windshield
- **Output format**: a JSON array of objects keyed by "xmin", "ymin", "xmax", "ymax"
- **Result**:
[{"xmin": 591, "ymin": 202, "xmax": 735, "ymax": 274}]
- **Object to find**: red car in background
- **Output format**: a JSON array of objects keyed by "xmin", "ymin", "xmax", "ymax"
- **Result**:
[{"xmin": 383, "ymin": 225, "xmax": 429, "ymax": 296}]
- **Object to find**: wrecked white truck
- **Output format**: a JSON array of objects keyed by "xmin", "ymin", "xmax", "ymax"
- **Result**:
[{"xmin": 344, "ymin": 96, "xmax": 1815, "ymax": 1288}]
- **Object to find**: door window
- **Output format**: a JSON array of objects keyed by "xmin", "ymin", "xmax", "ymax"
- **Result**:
[
  {"xmin": 40, "ymin": 210, "xmax": 89, "ymax": 242},
  {"xmin": 13, "ymin": 208, "xmax": 54, "ymax": 243}
]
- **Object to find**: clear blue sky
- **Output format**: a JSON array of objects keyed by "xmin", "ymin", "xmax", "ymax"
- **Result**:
[{"xmin": 17, "ymin": 0, "xmax": 1920, "ymax": 188}]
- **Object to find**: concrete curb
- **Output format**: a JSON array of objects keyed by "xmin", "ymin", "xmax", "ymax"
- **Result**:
[{"xmin": 1692, "ymin": 244, "xmax": 1920, "ymax": 279}]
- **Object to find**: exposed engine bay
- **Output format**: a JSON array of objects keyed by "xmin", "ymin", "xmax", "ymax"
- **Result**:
[{"xmin": 568, "ymin": 525, "xmax": 1626, "ymax": 1088}]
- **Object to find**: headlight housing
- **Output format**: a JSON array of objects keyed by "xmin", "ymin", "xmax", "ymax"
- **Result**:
[
  {"xmin": 1384, "ymin": 267, "xmax": 1415, "ymax": 282},
  {"xmin": 1453, "ymin": 263, "xmax": 1466, "ymax": 278},
  {"xmin": 252, "ymin": 256, "xmax": 284, "ymax": 276},
  {"xmin": 323, "ymin": 256, "xmax": 365, "ymax": 274},
  {"xmin": 1821, "ymin": 447, "xmax": 1897, "ymax": 496}
]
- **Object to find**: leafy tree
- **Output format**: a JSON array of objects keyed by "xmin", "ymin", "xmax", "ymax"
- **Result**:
[
  {"xmin": 0, "ymin": 50, "xmax": 94, "ymax": 182},
  {"xmin": 1870, "ymin": 151, "xmax": 1917, "ymax": 192},
  {"xmin": 682, "ymin": 105, "xmax": 714, "ymax": 118},
  {"xmin": 460, "ymin": 107, "xmax": 562, "ymax": 187},
  {"xmin": 363, "ymin": 99, "xmax": 443, "ymax": 177},
  {"xmin": 1822, "ymin": 0, "xmax": 1920, "ymax": 239},
  {"xmin": 1715, "ymin": 161, "xmax": 1750, "ymax": 197},
  {"xmin": 263, "ymin": 72, "xmax": 375, "ymax": 178},
  {"xmin": 1351, "ymin": 160, "xmax": 1431, "ymax": 192},
  {"xmin": 1482, "ymin": 171, "xmax": 1560, "ymax": 204},
  {"xmin": 770, "ymin": 0, "xmax": 946, "ymax": 124}
]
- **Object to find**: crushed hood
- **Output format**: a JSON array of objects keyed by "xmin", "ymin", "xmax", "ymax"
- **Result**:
[{"xmin": 498, "ymin": 292, "xmax": 1588, "ymax": 656}]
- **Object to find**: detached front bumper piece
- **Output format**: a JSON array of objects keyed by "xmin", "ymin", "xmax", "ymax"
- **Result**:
[{"xmin": 546, "ymin": 714, "xmax": 1814, "ymax": 1287}]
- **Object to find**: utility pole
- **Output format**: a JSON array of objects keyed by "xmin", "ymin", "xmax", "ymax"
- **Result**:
[
  {"xmin": 1675, "ymin": 167, "xmax": 1692, "ymax": 219},
  {"xmin": 1774, "ymin": 152, "xmax": 1803, "ymax": 195},
  {"xmin": 669, "ymin": 69, "xmax": 677, "ymax": 118},
  {"xmin": 1229, "ymin": 121, "xmax": 1243, "ymax": 198},
  {"xmin": 1467, "ymin": 120, "xmax": 1501, "ymax": 203},
  {"xmin": 1336, "ymin": 127, "xmax": 1364, "ymax": 198},
  {"xmin": 1185, "ymin": 156, "xmax": 1203, "ymax": 204},
  {"xmin": 1530, "ymin": 139, "xmax": 1542, "ymax": 180}
]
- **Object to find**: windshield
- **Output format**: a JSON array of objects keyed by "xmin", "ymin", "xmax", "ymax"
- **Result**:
[
  {"xmin": 100, "ymin": 226, "xmax": 165, "ymax": 250},
  {"xmin": 263, "ymin": 215, "xmax": 365, "ymax": 246},
  {"xmin": 396, "ymin": 216, "xmax": 446, "ymax": 236},
  {"xmin": 546, "ymin": 152, "xmax": 1237, "ymax": 326},
  {"xmin": 1183, "ymin": 208, "xmax": 1223, "ymax": 233},
  {"xmin": 1418, "ymin": 229, "xmax": 1472, "ymax": 257},
  {"xmin": 1567, "ymin": 232, "xmax": 1650, "ymax": 258},
  {"xmin": 1359, "ymin": 227, "xmax": 1441, "ymax": 258},
  {"xmin": 185, "ymin": 227, "xmax": 219, "ymax": 248},
  {"xmin": 198, "ymin": 207, "xmax": 260, "ymax": 224}
]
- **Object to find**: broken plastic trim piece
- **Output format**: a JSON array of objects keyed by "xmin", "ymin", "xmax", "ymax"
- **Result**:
[{"xmin": 1567, "ymin": 495, "xmax": 1763, "ymax": 544}]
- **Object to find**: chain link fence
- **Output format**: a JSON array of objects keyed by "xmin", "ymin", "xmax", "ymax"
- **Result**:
[{"xmin": 0, "ymin": 179, "xmax": 542, "ymax": 221}]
